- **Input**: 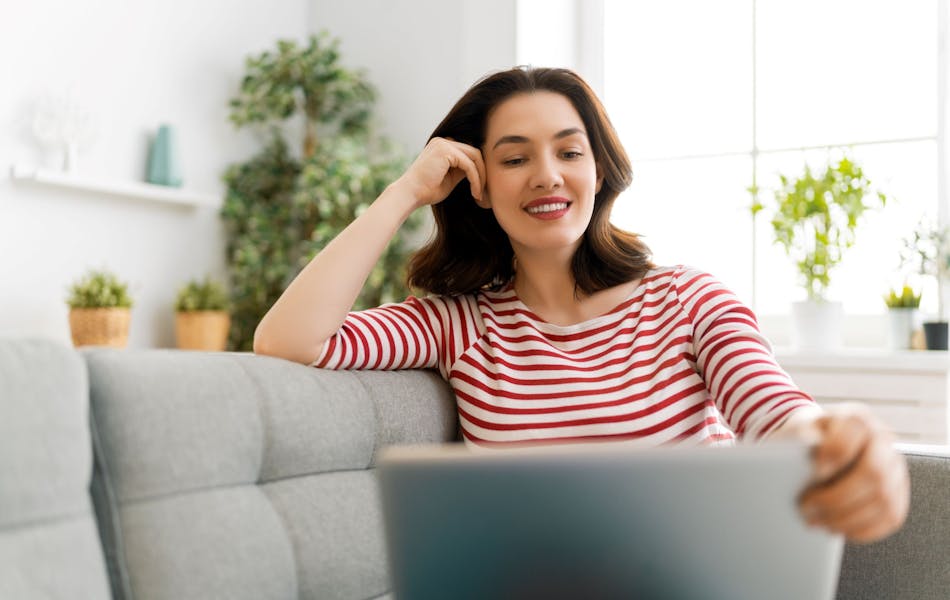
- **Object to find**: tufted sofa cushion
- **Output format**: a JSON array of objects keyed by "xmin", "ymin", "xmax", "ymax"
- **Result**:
[
  {"xmin": 85, "ymin": 349, "xmax": 457, "ymax": 600},
  {"xmin": 0, "ymin": 339, "xmax": 112, "ymax": 599}
]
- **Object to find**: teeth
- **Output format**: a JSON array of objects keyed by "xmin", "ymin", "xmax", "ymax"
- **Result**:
[{"xmin": 526, "ymin": 202, "xmax": 568, "ymax": 214}]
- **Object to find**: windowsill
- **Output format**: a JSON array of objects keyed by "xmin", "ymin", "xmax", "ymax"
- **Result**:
[{"xmin": 774, "ymin": 347, "xmax": 950, "ymax": 373}]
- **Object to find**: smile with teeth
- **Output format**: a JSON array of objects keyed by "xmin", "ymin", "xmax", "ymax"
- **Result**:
[{"xmin": 525, "ymin": 202, "xmax": 570, "ymax": 214}]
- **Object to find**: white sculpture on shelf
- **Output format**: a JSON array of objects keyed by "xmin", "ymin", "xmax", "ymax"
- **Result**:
[{"xmin": 31, "ymin": 86, "xmax": 96, "ymax": 173}]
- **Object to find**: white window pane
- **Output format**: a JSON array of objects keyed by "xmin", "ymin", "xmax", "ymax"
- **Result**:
[
  {"xmin": 611, "ymin": 156, "xmax": 754, "ymax": 304},
  {"xmin": 604, "ymin": 0, "xmax": 753, "ymax": 159},
  {"xmin": 756, "ymin": 0, "xmax": 937, "ymax": 149},
  {"xmin": 753, "ymin": 141, "xmax": 938, "ymax": 315}
]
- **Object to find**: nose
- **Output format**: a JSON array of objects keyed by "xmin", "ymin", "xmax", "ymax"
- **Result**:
[{"xmin": 529, "ymin": 153, "xmax": 564, "ymax": 190}]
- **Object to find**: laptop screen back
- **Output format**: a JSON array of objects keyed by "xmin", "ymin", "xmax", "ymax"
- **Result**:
[{"xmin": 378, "ymin": 442, "xmax": 843, "ymax": 600}]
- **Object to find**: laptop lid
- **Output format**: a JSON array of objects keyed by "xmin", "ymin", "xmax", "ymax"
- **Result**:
[{"xmin": 378, "ymin": 442, "xmax": 843, "ymax": 600}]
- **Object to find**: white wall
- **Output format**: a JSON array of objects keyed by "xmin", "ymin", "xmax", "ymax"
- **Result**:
[
  {"xmin": 309, "ymin": 0, "xmax": 517, "ymax": 153},
  {"xmin": 0, "ymin": 0, "xmax": 309, "ymax": 347},
  {"xmin": 0, "ymin": 0, "xmax": 518, "ymax": 349}
]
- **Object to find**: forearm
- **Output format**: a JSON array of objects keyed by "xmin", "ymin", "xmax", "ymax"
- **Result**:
[
  {"xmin": 765, "ymin": 404, "xmax": 824, "ymax": 443},
  {"xmin": 253, "ymin": 182, "xmax": 420, "ymax": 364}
]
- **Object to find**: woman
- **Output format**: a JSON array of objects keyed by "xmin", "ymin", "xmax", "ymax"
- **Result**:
[{"xmin": 254, "ymin": 67, "xmax": 909, "ymax": 543}]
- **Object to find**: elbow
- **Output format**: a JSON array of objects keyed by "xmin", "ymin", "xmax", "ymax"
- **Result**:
[
  {"xmin": 253, "ymin": 323, "xmax": 322, "ymax": 366},
  {"xmin": 252, "ymin": 323, "xmax": 274, "ymax": 357}
]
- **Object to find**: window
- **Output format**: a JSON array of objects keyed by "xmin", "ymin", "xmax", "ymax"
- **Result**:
[
  {"xmin": 521, "ymin": 0, "xmax": 945, "ymax": 322},
  {"xmin": 603, "ymin": 0, "xmax": 942, "ymax": 318}
]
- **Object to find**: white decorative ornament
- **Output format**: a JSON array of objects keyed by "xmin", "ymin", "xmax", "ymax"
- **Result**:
[{"xmin": 31, "ymin": 86, "xmax": 96, "ymax": 173}]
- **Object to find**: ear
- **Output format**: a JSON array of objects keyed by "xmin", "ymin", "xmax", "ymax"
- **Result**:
[{"xmin": 595, "ymin": 165, "xmax": 604, "ymax": 194}]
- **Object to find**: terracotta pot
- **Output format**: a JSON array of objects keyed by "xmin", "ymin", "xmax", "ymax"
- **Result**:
[
  {"xmin": 68, "ymin": 307, "xmax": 131, "ymax": 348},
  {"xmin": 175, "ymin": 311, "xmax": 230, "ymax": 351}
]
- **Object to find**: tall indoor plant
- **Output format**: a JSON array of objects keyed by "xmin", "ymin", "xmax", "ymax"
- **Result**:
[
  {"xmin": 751, "ymin": 156, "xmax": 887, "ymax": 351},
  {"xmin": 222, "ymin": 33, "xmax": 422, "ymax": 351}
]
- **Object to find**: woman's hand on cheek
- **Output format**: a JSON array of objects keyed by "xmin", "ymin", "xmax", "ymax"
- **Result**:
[
  {"xmin": 798, "ymin": 404, "xmax": 910, "ymax": 543},
  {"xmin": 393, "ymin": 137, "xmax": 486, "ymax": 208}
]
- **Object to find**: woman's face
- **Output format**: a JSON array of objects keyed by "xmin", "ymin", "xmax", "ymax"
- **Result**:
[{"xmin": 480, "ymin": 91, "xmax": 602, "ymax": 258}]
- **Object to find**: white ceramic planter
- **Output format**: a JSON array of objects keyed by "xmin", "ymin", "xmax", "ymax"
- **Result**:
[
  {"xmin": 791, "ymin": 300, "xmax": 843, "ymax": 353},
  {"xmin": 886, "ymin": 308, "xmax": 918, "ymax": 350}
]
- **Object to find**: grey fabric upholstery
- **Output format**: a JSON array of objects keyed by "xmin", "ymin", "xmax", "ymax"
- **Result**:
[
  {"xmin": 83, "ymin": 348, "xmax": 457, "ymax": 600},
  {"xmin": 837, "ymin": 448, "xmax": 950, "ymax": 600},
  {"xmin": 0, "ymin": 339, "xmax": 111, "ymax": 599},
  {"xmin": 2, "ymin": 337, "xmax": 948, "ymax": 600}
]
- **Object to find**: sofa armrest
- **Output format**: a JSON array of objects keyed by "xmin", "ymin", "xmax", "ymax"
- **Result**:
[{"xmin": 836, "ymin": 444, "xmax": 950, "ymax": 600}]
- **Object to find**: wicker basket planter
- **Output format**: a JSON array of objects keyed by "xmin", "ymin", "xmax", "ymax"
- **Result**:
[
  {"xmin": 175, "ymin": 311, "xmax": 230, "ymax": 351},
  {"xmin": 68, "ymin": 307, "xmax": 131, "ymax": 348}
]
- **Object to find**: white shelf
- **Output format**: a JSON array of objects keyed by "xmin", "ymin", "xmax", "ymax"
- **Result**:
[{"xmin": 9, "ymin": 164, "xmax": 221, "ymax": 209}]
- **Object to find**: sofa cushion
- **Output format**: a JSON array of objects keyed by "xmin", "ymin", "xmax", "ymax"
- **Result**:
[
  {"xmin": 0, "ymin": 338, "xmax": 111, "ymax": 599},
  {"xmin": 85, "ymin": 349, "xmax": 457, "ymax": 600}
]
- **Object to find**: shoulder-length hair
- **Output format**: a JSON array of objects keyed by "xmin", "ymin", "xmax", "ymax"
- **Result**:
[{"xmin": 406, "ymin": 66, "xmax": 653, "ymax": 296}]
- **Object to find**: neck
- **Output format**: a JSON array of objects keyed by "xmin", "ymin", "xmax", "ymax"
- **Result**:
[{"xmin": 512, "ymin": 246, "xmax": 582, "ymax": 311}]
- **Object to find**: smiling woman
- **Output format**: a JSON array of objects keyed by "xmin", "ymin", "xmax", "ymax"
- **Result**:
[{"xmin": 252, "ymin": 66, "xmax": 909, "ymax": 544}]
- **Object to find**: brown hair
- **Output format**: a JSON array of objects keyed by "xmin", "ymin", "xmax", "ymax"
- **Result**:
[{"xmin": 406, "ymin": 66, "xmax": 653, "ymax": 296}]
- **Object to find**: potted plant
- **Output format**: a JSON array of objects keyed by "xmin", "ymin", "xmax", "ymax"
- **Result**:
[
  {"xmin": 882, "ymin": 284, "xmax": 921, "ymax": 350},
  {"xmin": 222, "ymin": 32, "xmax": 422, "ymax": 351},
  {"xmin": 900, "ymin": 220, "xmax": 950, "ymax": 350},
  {"xmin": 174, "ymin": 276, "xmax": 231, "ymax": 351},
  {"xmin": 66, "ymin": 269, "xmax": 133, "ymax": 347},
  {"xmin": 751, "ymin": 155, "xmax": 887, "ymax": 351}
]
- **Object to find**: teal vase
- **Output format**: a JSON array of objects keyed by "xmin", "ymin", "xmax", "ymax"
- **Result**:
[{"xmin": 146, "ymin": 124, "xmax": 183, "ymax": 187}]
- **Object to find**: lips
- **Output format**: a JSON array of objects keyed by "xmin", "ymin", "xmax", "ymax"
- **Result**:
[{"xmin": 524, "ymin": 196, "xmax": 572, "ymax": 219}]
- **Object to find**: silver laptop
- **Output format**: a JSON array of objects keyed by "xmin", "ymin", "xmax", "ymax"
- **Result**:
[{"xmin": 378, "ymin": 442, "xmax": 843, "ymax": 600}]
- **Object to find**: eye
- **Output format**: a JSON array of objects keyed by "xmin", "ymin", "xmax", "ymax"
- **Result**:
[
  {"xmin": 502, "ymin": 157, "xmax": 526, "ymax": 166},
  {"xmin": 562, "ymin": 150, "xmax": 583, "ymax": 159}
]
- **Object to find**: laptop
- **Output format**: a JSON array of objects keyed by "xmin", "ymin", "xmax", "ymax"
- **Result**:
[{"xmin": 377, "ymin": 441, "xmax": 843, "ymax": 600}]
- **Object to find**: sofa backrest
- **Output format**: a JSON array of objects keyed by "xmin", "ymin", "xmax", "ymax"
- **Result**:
[
  {"xmin": 84, "ymin": 348, "xmax": 458, "ymax": 600},
  {"xmin": 0, "ymin": 339, "xmax": 112, "ymax": 599}
]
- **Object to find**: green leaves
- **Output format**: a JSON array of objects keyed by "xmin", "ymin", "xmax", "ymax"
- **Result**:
[
  {"xmin": 228, "ymin": 32, "xmax": 376, "ymax": 158},
  {"xmin": 756, "ymin": 156, "xmax": 887, "ymax": 302},
  {"xmin": 66, "ymin": 270, "xmax": 133, "ymax": 309},
  {"xmin": 222, "ymin": 33, "xmax": 421, "ymax": 351},
  {"xmin": 901, "ymin": 220, "xmax": 950, "ymax": 280},
  {"xmin": 883, "ymin": 284, "xmax": 922, "ymax": 309},
  {"xmin": 175, "ymin": 277, "xmax": 230, "ymax": 312}
]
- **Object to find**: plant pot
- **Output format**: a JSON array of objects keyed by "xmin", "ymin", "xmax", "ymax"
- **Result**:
[
  {"xmin": 791, "ymin": 300, "xmax": 842, "ymax": 352},
  {"xmin": 175, "ymin": 311, "xmax": 230, "ymax": 351},
  {"xmin": 68, "ymin": 307, "xmax": 131, "ymax": 348},
  {"xmin": 923, "ymin": 321, "xmax": 949, "ymax": 351},
  {"xmin": 886, "ymin": 308, "xmax": 918, "ymax": 350}
]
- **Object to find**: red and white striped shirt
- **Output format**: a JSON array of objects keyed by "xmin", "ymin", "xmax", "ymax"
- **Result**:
[{"xmin": 314, "ymin": 265, "xmax": 816, "ymax": 448}]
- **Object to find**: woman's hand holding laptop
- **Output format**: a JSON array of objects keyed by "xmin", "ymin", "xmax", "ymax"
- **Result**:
[{"xmin": 773, "ymin": 404, "xmax": 910, "ymax": 543}]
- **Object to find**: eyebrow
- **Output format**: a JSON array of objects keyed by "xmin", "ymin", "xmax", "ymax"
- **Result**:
[{"xmin": 491, "ymin": 127, "xmax": 586, "ymax": 150}]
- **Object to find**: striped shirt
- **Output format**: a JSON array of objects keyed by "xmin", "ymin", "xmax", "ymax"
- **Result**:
[{"xmin": 314, "ymin": 265, "xmax": 816, "ymax": 448}]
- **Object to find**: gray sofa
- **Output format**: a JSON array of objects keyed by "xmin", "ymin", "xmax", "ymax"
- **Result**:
[{"xmin": 1, "ymin": 338, "xmax": 947, "ymax": 599}]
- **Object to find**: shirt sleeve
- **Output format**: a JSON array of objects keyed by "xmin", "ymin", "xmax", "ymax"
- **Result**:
[
  {"xmin": 312, "ymin": 294, "xmax": 483, "ymax": 378},
  {"xmin": 671, "ymin": 266, "xmax": 820, "ymax": 441}
]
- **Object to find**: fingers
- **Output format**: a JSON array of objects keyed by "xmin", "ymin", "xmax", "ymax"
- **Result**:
[
  {"xmin": 799, "ymin": 406, "xmax": 910, "ymax": 543},
  {"xmin": 450, "ymin": 141, "xmax": 487, "ymax": 200},
  {"xmin": 810, "ymin": 404, "xmax": 873, "ymax": 483},
  {"xmin": 429, "ymin": 137, "xmax": 485, "ymax": 201}
]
